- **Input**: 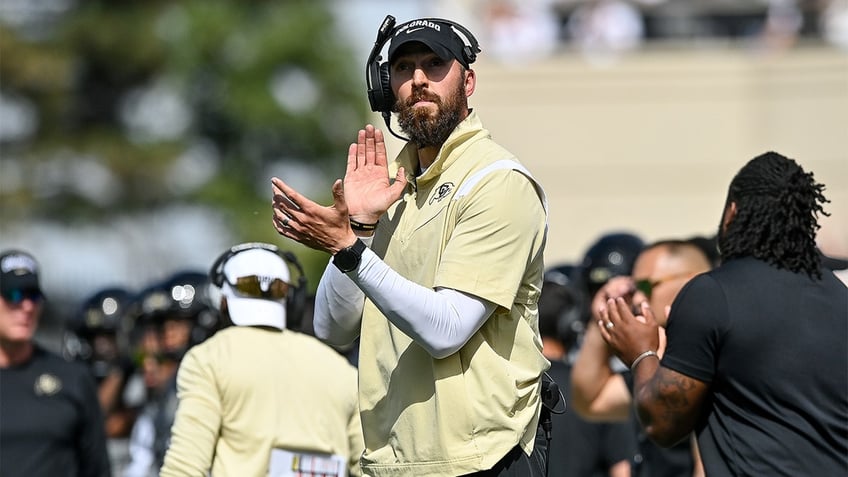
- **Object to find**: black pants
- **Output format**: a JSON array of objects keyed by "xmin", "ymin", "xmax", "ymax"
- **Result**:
[{"xmin": 461, "ymin": 423, "xmax": 548, "ymax": 477}]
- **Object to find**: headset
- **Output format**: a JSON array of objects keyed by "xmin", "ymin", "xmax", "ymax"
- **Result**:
[
  {"xmin": 209, "ymin": 242, "xmax": 307, "ymax": 331},
  {"xmin": 365, "ymin": 15, "xmax": 481, "ymax": 139}
]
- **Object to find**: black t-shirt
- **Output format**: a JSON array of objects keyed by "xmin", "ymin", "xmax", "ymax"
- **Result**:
[
  {"xmin": 0, "ymin": 345, "xmax": 111, "ymax": 477},
  {"xmin": 547, "ymin": 359, "xmax": 637, "ymax": 476},
  {"xmin": 663, "ymin": 257, "xmax": 848, "ymax": 476}
]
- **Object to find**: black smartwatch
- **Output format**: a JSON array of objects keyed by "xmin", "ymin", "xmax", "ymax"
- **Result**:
[{"xmin": 333, "ymin": 239, "xmax": 367, "ymax": 273}]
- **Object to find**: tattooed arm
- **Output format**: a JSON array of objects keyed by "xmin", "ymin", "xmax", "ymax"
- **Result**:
[
  {"xmin": 598, "ymin": 296, "xmax": 710, "ymax": 447},
  {"xmin": 631, "ymin": 357, "xmax": 709, "ymax": 447}
]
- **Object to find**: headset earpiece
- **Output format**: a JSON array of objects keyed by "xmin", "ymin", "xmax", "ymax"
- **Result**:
[
  {"xmin": 378, "ymin": 62, "xmax": 393, "ymax": 112},
  {"xmin": 279, "ymin": 250, "xmax": 308, "ymax": 331},
  {"xmin": 367, "ymin": 58, "xmax": 394, "ymax": 114},
  {"xmin": 210, "ymin": 251, "xmax": 229, "ymax": 288},
  {"xmin": 209, "ymin": 243, "xmax": 307, "ymax": 331},
  {"xmin": 366, "ymin": 15, "xmax": 397, "ymax": 114}
]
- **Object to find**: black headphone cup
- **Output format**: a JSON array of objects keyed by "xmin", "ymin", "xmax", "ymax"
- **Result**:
[
  {"xmin": 281, "ymin": 250, "xmax": 308, "ymax": 331},
  {"xmin": 367, "ymin": 59, "xmax": 383, "ymax": 113},
  {"xmin": 378, "ymin": 62, "xmax": 393, "ymax": 112},
  {"xmin": 286, "ymin": 275, "xmax": 308, "ymax": 331},
  {"xmin": 210, "ymin": 252, "xmax": 228, "ymax": 287},
  {"xmin": 366, "ymin": 59, "xmax": 394, "ymax": 113}
]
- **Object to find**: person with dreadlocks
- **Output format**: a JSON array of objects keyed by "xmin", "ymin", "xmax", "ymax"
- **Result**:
[{"xmin": 596, "ymin": 151, "xmax": 847, "ymax": 475}]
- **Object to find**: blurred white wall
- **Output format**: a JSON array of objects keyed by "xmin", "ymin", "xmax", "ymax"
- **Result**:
[{"xmin": 376, "ymin": 46, "xmax": 848, "ymax": 265}]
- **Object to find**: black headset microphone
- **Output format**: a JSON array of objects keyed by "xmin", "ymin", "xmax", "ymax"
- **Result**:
[{"xmin": 366, "ymin": 15, "xmax": 408, "ymax": 142}]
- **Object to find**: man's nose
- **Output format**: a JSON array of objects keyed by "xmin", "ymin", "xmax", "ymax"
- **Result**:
[
  {"xmin": 18, "ymin": 297, "xmax": 39, "ymax": 310},
  {"xmin": 412, "ymin": 67, "xmax": 428, "ymax": 85},
  {"xmin": 631, "ymin": 294, "xmax": 648, "ymax": 315}
]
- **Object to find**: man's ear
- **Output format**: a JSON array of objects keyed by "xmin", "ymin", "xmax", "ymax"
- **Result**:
[{"xmin": 464, "ymin": 68, "xmax": 476, "ymax": 97}]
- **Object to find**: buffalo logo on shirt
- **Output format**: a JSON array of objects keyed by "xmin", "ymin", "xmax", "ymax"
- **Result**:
[
  {"xmin": 34, "ymin": 373, "xmax": 62, "ymax": 396},
  {"xmin": 429, "ymin": 182, "xmax": 454, "ymax": 205}
]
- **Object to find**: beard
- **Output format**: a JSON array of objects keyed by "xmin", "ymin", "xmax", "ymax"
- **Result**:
[{"xmin": 395, "ymin": 80, "xmax": 466, "ymax": 148}]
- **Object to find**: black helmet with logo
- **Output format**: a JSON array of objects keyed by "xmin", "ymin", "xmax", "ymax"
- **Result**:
[
  {"xmin": 63, "ymin": 286, "xmax": 135, "ymax": 380},
  {"xmin": 580, "ymin": 232, "xmax": 645, "ymax": 299},
  {"xmin": 159, "ymin": 270, "xmax": 220, "ymax": 346},
  {"xmin": 128, "ymin": 270, "xmax": 220, "ymax": 360}
]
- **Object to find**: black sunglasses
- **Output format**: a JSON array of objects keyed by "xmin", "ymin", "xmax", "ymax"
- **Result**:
[
  {"xmin": 634, "ymin": 272, "xmax": 694, "ymax": 299},
  {"xmin": 133, "ymin": 351, "xmax": 176, "ymax": 367},
  {"xmin": 224, "ymin": 275, "xmax": 290, "ymax": 300},
  {"xmin": 1, "ymin": 288, "xmax": 43, "ymax": 305}
]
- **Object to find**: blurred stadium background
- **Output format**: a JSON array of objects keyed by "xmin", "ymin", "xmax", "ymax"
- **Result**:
[{"xmin": 1, "ymin": 0, "xmax": 846, "ymax": 348}]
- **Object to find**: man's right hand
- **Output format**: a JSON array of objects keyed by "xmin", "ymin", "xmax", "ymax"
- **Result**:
[
  {"xmin": 271, "ymin": 178, "xmax": 357, "ymax": 255},
  {"xmin": 343, "ymin": 124, "xmax": 408, "ymax": 224},
  {"xmin": 592, "ymin": 276, "xmax": 668, "ymax": 356}
]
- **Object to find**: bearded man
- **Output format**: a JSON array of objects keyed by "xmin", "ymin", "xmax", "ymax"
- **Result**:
[{"xmin": 271, "ymin": 16, "xmax": 551, "ymax": 477}]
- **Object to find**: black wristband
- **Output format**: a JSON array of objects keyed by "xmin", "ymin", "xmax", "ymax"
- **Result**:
[{"xmin": 350, "ymin": 218, "xmax": 378, "ymax": 231}]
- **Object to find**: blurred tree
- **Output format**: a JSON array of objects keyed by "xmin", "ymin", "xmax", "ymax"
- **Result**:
[{"xmin": 0, "ymin": 0, "xmax": 369, "ymax": 287}]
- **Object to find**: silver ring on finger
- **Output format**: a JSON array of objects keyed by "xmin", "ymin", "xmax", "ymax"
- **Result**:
[
  {"xmin": 282, "ymin": 217, "xmax": 290, "ymax": 227},
  {"xmin": 605, "ymin": 321, "xmax": 615, "ymax": 330}
]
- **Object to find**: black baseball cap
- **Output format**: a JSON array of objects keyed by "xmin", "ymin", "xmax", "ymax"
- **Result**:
[
  {"xmin": 0, "ymin": 249, "xmax": 44, "ymax": 301},
  {"xmin": 388, "ymin": 18, "xmax": 476, "ymax": 68}
]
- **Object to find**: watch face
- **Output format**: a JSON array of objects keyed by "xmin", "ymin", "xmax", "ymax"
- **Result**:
[
  {"xmin": 333, "ymin": 240, "xmax": 364, "ymax": 273},
  {"xmin": 334, "ymin": 250, "xmax": 358, "ymax": 272}
]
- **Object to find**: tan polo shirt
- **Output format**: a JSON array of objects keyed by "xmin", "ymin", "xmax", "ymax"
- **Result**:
[
  {"xmin": 160, "ymin": 327, "xmax": 363, "ymax": 477},
  {"xmin": 358, "ymin": 112, "xmax": 550, "ymax": 476}
]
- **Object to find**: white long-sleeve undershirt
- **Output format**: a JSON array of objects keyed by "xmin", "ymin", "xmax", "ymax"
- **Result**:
[{"xmin": 313, "ymin": 240, "xmax": 496, "ymax": 359}]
